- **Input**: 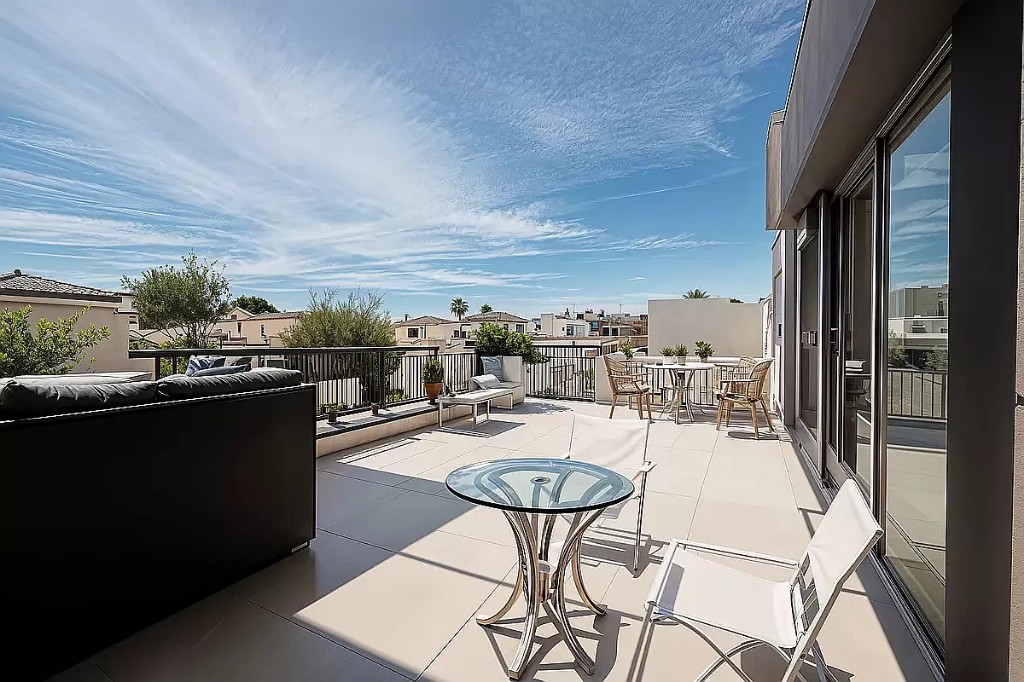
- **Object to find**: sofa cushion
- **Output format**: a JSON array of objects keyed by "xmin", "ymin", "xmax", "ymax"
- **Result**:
[
  {"xmin": 226, "ymin": 356, "xmax": 253, "ymax": 367},
  {"xmin": 192, "ymin": 364, "xmax": 249, "ymax": 377},
  {"xmin": 185, "ymin": 355, "xmax": 225, "ymax": 376},
  {"xmin": 0, "ymin": 378, "xmax": 159, "ymax": 419},
  {"xmin": 156, "ymin": 368, "xmax": 302, "ymax": 400},
  {"xmin": 472, "ymin": 373, "xmax": 503, "ymax": 389},
  {"xmin": 480, "ymin": 356, "xmax": 504, "ymax": 380}
]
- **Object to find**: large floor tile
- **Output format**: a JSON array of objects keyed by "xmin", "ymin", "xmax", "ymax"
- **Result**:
[
  {"xmin": 326, "ymin": 489, "xmax": 474, "ymax": 552},
  {"xmin": 316, "ymin": 471, "xmax": 407, "ymax": 530},
  {"xmin": 230, "ymin": 532, "xmax": 392, "ymax": 618},
  {"xmin": 688, "ymin": 498, "xmax": 811, "ymax": 559},
  {"xmin": 94, "ymin": 592, "xmax": 358, "ymax": 682},
  {"xmin": 292, "ymin": 532, "xmax": 514, "ymax": 677},
  {"xmin": 699, "ymin": 469, "xmax": 797, "ymax": 511}
]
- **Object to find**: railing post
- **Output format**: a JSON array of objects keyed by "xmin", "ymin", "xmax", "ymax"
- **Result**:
[
  {"xmin": 153, "ymin": 355, "xmax": 161, "ymax": 381},
  {"xmin": 377, "ymin": 350, "xmax": 387, "ymax": 406}
]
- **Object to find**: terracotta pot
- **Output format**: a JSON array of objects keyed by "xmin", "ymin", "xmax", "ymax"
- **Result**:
[
  {"xmin": 425, "ymin": 382, "xmax": 443, "ymax": 405},
  {"xmin": 371, "ymin": 403, "xmax": 380, "ymax": 415}
]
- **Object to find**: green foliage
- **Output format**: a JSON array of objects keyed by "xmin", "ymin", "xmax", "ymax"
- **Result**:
[
  {"xmin": 450, "ymin": 297, "xmax": 469, "ymax": 320},
  {"xmin": 887, "ymin": 330, "xmax": 908, "ymax": 368},
  {"xmin": 684, "ymin": 289, "xmax": 710, "ymax": 299},
  {"xmin": 472, "ymin": 322, "xmax": 548, "ymax": 364},
  {"xmin": 422, "ymin": 358, "xmax": 445, "ymax": 384},
  {"xmin": 0, "ymin": 305, "xmax": 111, "ymax": 377},
  {"xmin": 231, "ymin": 295, "xmax": 279, "ymax": 315},
  {"xmin": 479, "ymin": 303, "xmax": 493, "ymax": 314},
  {"xmin": 619, "ymin": 340, "xmax": 634, "ymax": 359},
  {"xmin": 676, "ymin": 344, "xmax": 689, "ymax": 358},
  {"xmin": 122, "ymin": 251, "xmax": 231, "ymax": 348},
  {"xmin": 694, "ymin": 340, "xmax": 714, "ymax": 360},
  {"xmin": 280, "ymin": 289, "xmax": 401, "ymax": 404},
  {"xmin": 924, "ymin": 347, "xmax": 948, "ymax": 371},
  {"xmin": 660, "ymin": 346, "xmax": 676, "ymax": 357}
]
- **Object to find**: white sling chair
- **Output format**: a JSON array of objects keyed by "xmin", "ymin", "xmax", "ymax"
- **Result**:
[
  {"xmin": 645, "ymin": 480, "xmax": 882, "ymax": 682},
  {"xmin": 568, "ymin": 414, "xmax": 655, "ymax": 573}
]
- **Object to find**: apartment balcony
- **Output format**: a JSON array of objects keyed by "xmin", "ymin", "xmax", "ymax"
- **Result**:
[{"xmin": 52, "ymin": 399, "xmax": 933, "ymax": 682}]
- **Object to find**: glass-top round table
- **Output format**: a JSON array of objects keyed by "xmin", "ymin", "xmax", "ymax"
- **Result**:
[{"xmin": 446, "ymin": 458, "xmax": 635, "ymax": 679}]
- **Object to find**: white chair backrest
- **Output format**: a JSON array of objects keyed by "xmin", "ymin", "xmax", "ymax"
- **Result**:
[
  {"xmin": 784, "ymin": 480, "xmax": 882, "ymax": 681},
  {"xmin": 567, "ymin": 413, "xmax": 649, "ymax": 477}
]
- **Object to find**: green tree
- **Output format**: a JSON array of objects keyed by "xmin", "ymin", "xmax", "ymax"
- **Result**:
[
  {"xmin": 479, "ymin": 303, "xmax": 493, "ymax": 314},
  {"xmin": 121, "ymin": 251, "xmax": 231, "ymax": 348},
  {"xmin": 281, "ymin": 289, "xmax": 401, "ymax": 405},
  {"xmin": 684, "ymin": 289, "xmax": 711, "ymax": 299},
  {"xmin": 231, "ymin": 295, "xmax": 280, "ymax": 315},
  {"xmin": 450, "ymin": 297, "xmax": 469, "ymax": 320},
  {"xmin": 472, "ymin": 322, "xmax": 548, "ymax": 364},
  {"xmin": 887, "ymin": 330, "xmax": 908, "ymax": 368},
  {"xmin": 0, "ymin": 305, "xmax": 111, "ymax": 377},
  {"xmin": 924, "ymin": 347, "xmax": 948, "ymax": 371}
]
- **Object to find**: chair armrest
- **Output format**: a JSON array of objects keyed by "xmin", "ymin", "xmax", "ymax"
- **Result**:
[
  {"xmin": 675, "ymin": 540, "xmax": 800, "ymax": 568},
  {"xmin": 639, "ymin": 461, "xmax": 657, "ymax": 474}
]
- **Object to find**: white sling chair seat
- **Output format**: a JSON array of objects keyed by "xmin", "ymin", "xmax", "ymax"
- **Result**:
[{"xmin": 645, "ymin": 480, "xmax": 882, "ymax": 682}]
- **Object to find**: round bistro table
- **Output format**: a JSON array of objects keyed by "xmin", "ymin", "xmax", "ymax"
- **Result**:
[{"xmin": 445, "ymin": 458, "xmax": 635, "ymax": 679}]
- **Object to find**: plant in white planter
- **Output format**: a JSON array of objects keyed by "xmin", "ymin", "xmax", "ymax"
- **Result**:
[
  {"xmin": 660, "ymin": 346, "xmax": 677, "ymax": 365},
  {"xmin": 677, "ymin": 344, "xmax": 689, "ymax": 364},
  {"xmin": 694, "ymin": 340, "xmax": 714, "ymax": 363}
]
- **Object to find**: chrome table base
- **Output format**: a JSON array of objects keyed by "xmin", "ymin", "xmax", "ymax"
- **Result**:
[{"xmin": 477, "ymin": 508, "xmax": 606, "ymax": 679}]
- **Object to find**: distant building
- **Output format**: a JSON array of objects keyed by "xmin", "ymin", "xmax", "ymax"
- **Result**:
[
  {"xmin": 1, "ymin": 269, "xmax": 147, "ymax": 374},
  {"xmin": 463, "ymin": 311, "xmax": 529, "ymax": 335},
  {"xmin": 538, "ymin": 313, "xmax": 589, "ymax": 337}
]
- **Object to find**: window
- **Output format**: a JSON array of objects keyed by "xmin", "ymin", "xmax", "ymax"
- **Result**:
[
  {"xmin": 590, "ymin": 321, "xmax": 599, "ymax": 332},
  {"xmin": 259, "ymin": 324, "xmax": 266, "ymax": 337},
  {"xmin": 884, "ymin": 83, "xmax": 950, "ymax": 643},
  {"xmin": 515, "ymin": 324, "xmax": 525, "ymax": 333},
  {"xmin": 236, "ymin": 322, "xmax": 242, "ymax": 334},
  {"xmin": 408, "ymin": 327, "xmax": 419, "ymax": 338},
  {"xmin": 503, "ymin": 324, "xmax": 509, "ymax": 330}
]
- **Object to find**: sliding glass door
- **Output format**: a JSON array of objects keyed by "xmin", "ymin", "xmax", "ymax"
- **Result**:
[{"xmin": 883, "ymin": 83, "xmax": 951, "ymax": 644}]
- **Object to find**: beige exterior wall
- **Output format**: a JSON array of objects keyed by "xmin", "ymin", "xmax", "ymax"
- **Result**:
[
  {"xmin": 1, "ymin": 295, "xmax": 150, "ymax": 375},
  {"xmin": 648, "ymin": 298, "xmax": 765, "ymax": 358}
]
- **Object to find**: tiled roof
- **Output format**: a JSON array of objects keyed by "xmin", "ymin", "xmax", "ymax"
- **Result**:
[
  {"xmin": 465, "ymin": 311, "xmax": 529, "ymax": 323},
  {"xmin": 0, "ymin": 269, "xmax": 121, "ymax": 302},
  {"xmin": 398, "ymin": 315, "xmax": 456, "ymax": 326},
  {"xmin": 248, "ymin": 311, "xmax": 303, "ymax": 320}
]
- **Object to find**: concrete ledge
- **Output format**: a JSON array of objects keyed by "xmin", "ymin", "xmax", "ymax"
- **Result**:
[{"xmin": 315, "ymin": 402, "xmax": 472, "ymax": 457}]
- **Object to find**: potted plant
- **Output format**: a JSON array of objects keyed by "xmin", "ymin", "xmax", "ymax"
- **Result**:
[
  {"xmin": 660, "ymin": 346, "xmax": 677, "ymax": 365},
  {"xmin": 694, "ymin": 340, "xmax": 714, "ymax": 363},
  {"xmin": 325, "ymin": 403, "xmax": 340, "ymax": 424},
  {"xmin": 620, "ymin": 340, "xmax": 634, "ymax": 359},
  {"xmin": 371, "ymin": 402, "xmax": 381, "ymax": 415},
  {"xmin": 422, "ymin": 358, "xmax": 445, "ymax": 405},
  {"xmin": 677, "ymin": 344, "xmax": 689, "ymax": 364}
]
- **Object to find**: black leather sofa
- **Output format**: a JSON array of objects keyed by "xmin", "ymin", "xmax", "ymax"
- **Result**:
[{"xmin": 0, "ymin": 369, "xmax": 317, "ymax": 680}]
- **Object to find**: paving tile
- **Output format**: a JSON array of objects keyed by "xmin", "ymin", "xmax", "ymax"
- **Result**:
[
  {"xmin": 94, "ymin": 591, "xmax": 359, "ymax": 682},
  {"xmin": 688, "ymin": 498, "xmax": 810, "ymax": 559},
  {"xmin": 315, "ymin": 470, "xmax": 407, "ymax": 530},
  {"xmin": 699, "ymin": 469, "xmax": 797, "ymax": 511},
  {"xmin": 292, "ymin": 531, "xmax": 514, "ymax": 677},
  {"xmin": 326, "ymin": 489, "xmax": 474, "ymax": 552}
]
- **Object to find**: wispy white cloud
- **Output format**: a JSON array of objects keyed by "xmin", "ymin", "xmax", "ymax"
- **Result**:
[{"xmin": 0, "ymin": 0, "xmax": 799, "ymax": 297}]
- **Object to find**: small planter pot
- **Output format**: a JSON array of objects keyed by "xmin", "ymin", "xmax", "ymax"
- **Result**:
[
  {"xmin": 424, "ymin": 382, "xmax": 443, "ymax": 405},
  {"xmin": 327, "ymin": 411, "xmax": 338, "ymax": 424},
  {"xmin": 371, "ymin": 403, "xmax": 381, "ymax": 416},
  {"xmin": 664, "ymin": 356, "xmax": 677, "ymax": 365}
]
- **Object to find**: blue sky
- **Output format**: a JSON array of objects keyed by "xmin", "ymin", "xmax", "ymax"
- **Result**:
[{"xmin": 0, "ymin": 0, "xmax": 802, "ymax": 319}]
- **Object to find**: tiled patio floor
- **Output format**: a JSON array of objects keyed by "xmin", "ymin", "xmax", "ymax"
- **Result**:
[{"xmin": 52, "ymin": 399, "xmax": 936, "ymax": 682}]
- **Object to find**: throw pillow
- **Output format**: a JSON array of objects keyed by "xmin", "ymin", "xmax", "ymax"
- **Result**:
[
  {"xmin": 475, "ymin": 374, "xmax": 502, "ymax": 389},
  {"xmin": 185, "ymin": 355, "xmax": 226, "ymax": 376},
  {"xmin": 192, "ymin": 364, "xmax": 249, "ymax": 377},
  {"xmin": 480, "ymin": 356, "xmax": 504, "ymax": 380}
]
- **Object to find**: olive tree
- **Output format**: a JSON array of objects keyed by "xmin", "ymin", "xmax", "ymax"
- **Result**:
[
  {"xmin": 121, "ymin": 252, "xmax": 232, "ymax": 348},
  {"xmin": 0, "ymin": 305, "xmax": 111, "ymax": 377},
  {"xmin": 281, "ymin": 289, "xmax": 402, "ymax": 405}
]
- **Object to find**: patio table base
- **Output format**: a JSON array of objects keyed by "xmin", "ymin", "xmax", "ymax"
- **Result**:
[{"xmin": 477, "ymin": 508, "xmax": 606, "ymax": 679}]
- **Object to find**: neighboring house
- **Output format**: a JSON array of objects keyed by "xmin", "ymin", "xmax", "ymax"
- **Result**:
[
  {"xmin": 240, "ymin": 311, "xmax": 302, "ymax": 347},
  {"xmin": 0, "ymin": 269, "xmax": 148, "ymax": 375},
  {"xmin": 137, "ymin": 307, "xmax": 301, "ymax": 348},
  {"xmin": 462, "ymin": 311, "xmax": 529, "ymax": 335},
  {"xmin": 392, "ymin": 315, "xmax": 469, "ymax": 346},
  {"xmin": 538, "ymin": 313, "xmax": 589, "ymax": 337}
]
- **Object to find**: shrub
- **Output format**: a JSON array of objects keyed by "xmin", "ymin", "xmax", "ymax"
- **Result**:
[
  {"xmin": 473, "ymin": 322, "xmax": 548, "ymax": 364},
  {"xmin": 0, "ymin": 305, "xmax": 111, "ymax": 377},
  {"xmin": 422, "ymin": 358, "xmax": 444, "ymax": 384},
  {"xmin": 619, "ymin": 341, "xmax": 634, "ymax": 359}
]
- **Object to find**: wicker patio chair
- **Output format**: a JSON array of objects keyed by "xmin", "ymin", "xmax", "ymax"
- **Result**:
[
  {"xmin": 715, "ymin": 358, "xmax": 774, "ymax": 439},
  {"xmin": 604, "ymin": 355, "xmax": 653, "ymax": 421}
]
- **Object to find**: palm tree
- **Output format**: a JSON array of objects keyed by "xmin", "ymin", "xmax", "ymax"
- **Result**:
[
  {"xmin": 479, "ymin": 303, "xmax": 493, "ymax": 314},
  {"xmin": 450, "ymin": 297, "xmax": 469, "ymax": 320},
  {"xmin": 684, "ymin": 288, "xmax": 711, "ymax": 299}
]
